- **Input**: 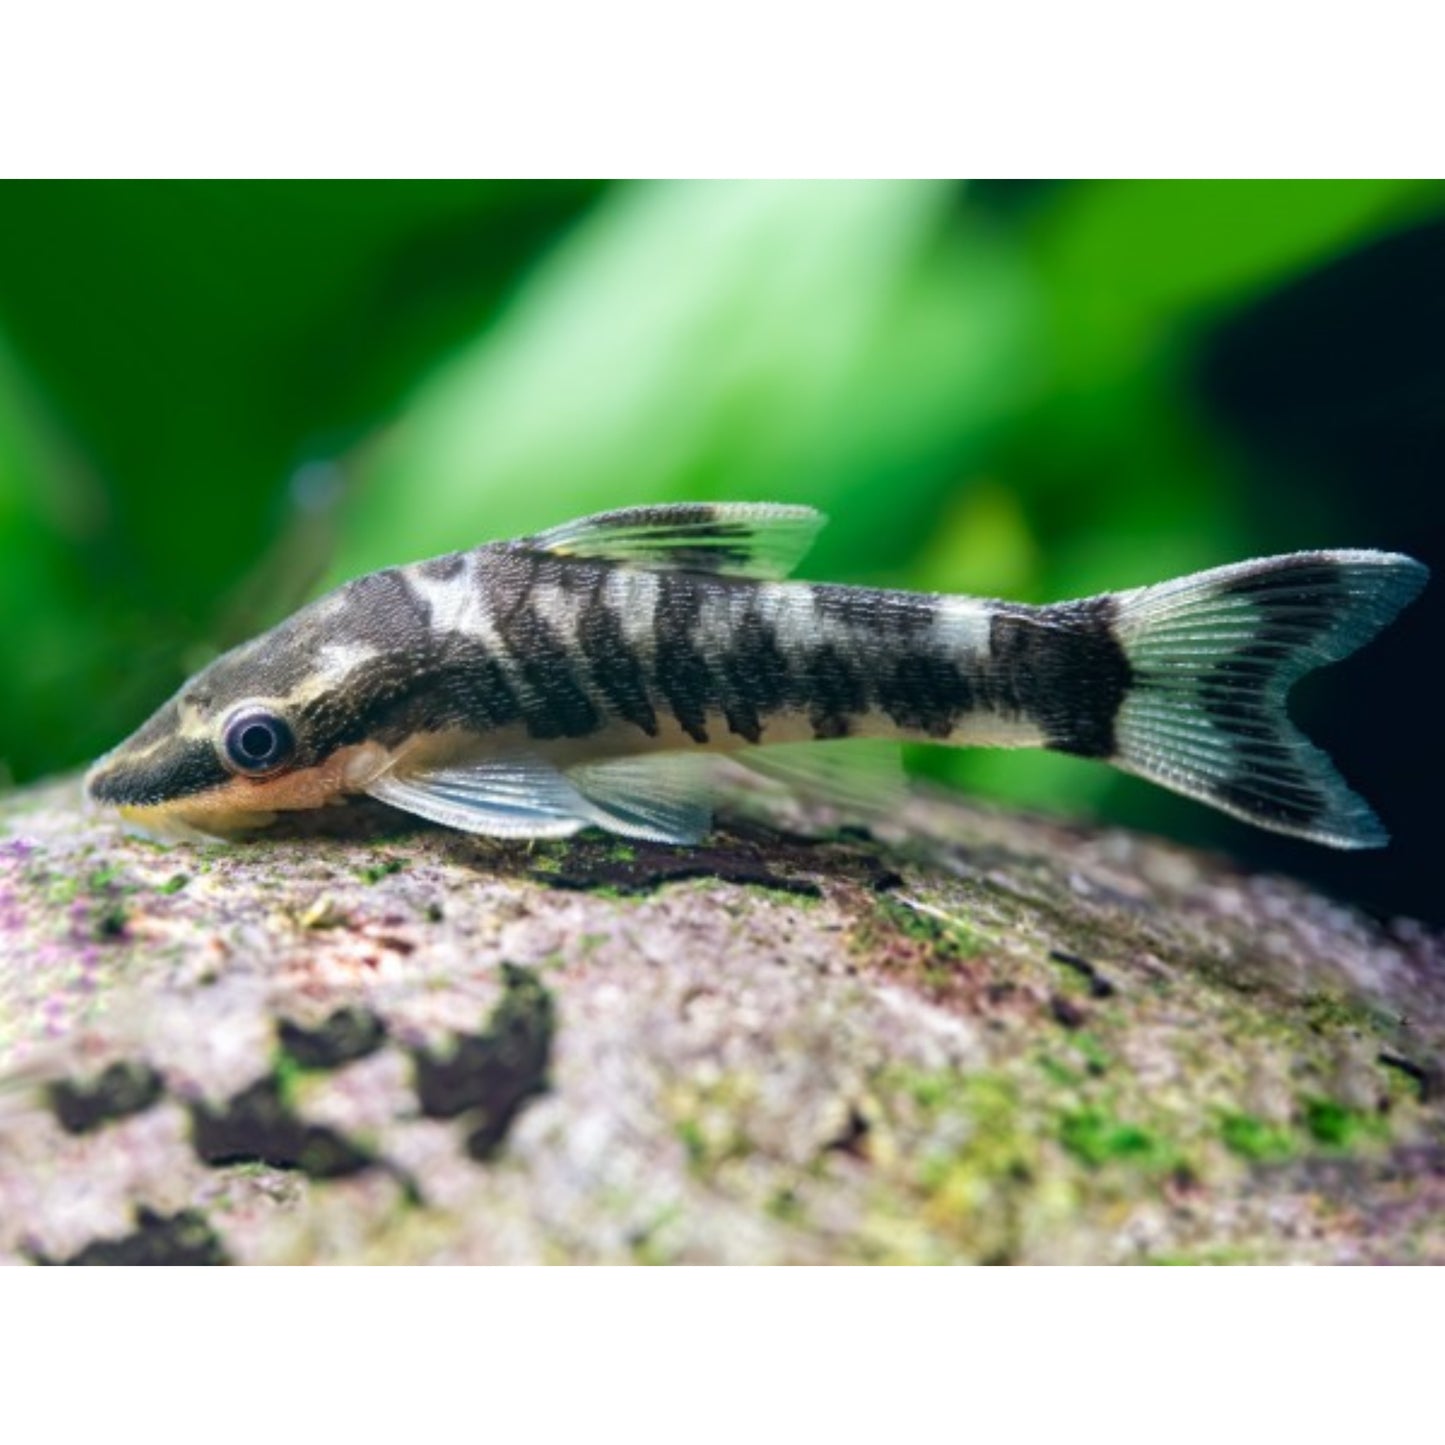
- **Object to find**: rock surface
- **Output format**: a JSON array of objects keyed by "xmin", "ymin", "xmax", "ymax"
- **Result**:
[{"xmin": 1, "ymin": 776, "xmax": 1443, "ymax": 1265}]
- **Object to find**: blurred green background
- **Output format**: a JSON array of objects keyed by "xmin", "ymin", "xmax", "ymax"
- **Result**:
[{"xmin": 1, "ymin": 181, "xmax": 1441, "ymax": 919}]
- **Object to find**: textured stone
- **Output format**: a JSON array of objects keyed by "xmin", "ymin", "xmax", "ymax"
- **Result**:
[{"xmin": 1, "ymin": 776, "xmax": 1442, "ymax": 1264}]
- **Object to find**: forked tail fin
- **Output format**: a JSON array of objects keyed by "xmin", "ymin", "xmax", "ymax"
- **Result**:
[{"xmin": 1110, "ymin": 550, "xmax": 1428, "ymax": 848}]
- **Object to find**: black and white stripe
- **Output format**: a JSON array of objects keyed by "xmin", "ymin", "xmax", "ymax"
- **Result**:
[
  {"xmin": 1111, "ymin": 550, "xmax": 1428, "ymax": 847},
  {"xmin": 984, "ymin": 598, "xmax": 1133, "ymax": 758},
  {"xmin": 386, "ymin": 557, "xmax": 1129, "ymax": 753},
  {"xmin": 85, "ymin": 517, "xmax": 1425, "ymax": 858}
]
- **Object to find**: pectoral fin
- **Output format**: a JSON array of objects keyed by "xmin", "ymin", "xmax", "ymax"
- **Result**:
[
  {"xmin": 365, "ymin": 754, "xmax": 596, "ymax": 839},
  {"xmin": 365, "ymin": 750, "xmax": 717, "ymax": 844},
  {"xmin": 364, "ymin": 739, "xmax": 904, "ymax": 844}
]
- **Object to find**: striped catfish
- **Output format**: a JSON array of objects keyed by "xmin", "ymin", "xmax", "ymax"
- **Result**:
[{"xmin": 86, "ymin": 503, "xmax": 1428, "ymax": 848}]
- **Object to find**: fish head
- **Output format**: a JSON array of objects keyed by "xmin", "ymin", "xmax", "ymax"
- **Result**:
[{"xmin": 85, "ymin": 590, "xmax": 399, "ymax": 839}]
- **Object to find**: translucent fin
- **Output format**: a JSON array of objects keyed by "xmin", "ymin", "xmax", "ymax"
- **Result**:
[
  {"xmin": 734, "ymin": 739, "xmax": 908, "ymax": 819},
  {"xmin": 529, "ymin": 503, "xmax": 825, "ymax": 579},
  {"xmin": 366, "ymin": 755, "xmax": 593, "ymax": 839},
  {"xmin": 566, "ymin": 755, "xmax": 714, "ymax": 844},
  {"xmin": 1111, "ymin": 549, "xmax": 1428, "ymax": 849},
  {"xmin": 566, "ymin": 740, "xmax": 906, "ymax": 842}
]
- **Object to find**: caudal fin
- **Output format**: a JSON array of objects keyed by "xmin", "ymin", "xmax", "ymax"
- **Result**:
[{"xmin": 1110, "ymin": 550, "xmax": 1428, "ymax": 848}]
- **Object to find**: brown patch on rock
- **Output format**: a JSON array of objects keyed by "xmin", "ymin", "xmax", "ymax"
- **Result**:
[
  {"xmin": 191, "ymin": 1077, "xmax": 375, "ymax": 1179},
  {"xmin": 535, "ymin": 832, "xmax": 823, "ymax": 899},
  {"xmin": 278, "ymin": 1008, "xmax": 387, "ymax": 1070},
  {"xmin": 49, "ymin": 1061, "xmax": 165, "ymax": 1134},
  {"xmin": 412, "ymin": 964, "xmax": 555, "ymax": 1160},
  {"xmin": 39, "ymin": 1208, "xmax": 228, "ymax": 1266}
]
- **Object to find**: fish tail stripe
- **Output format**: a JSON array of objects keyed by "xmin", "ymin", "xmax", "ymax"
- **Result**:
[
  {"xmin": 985, "ymin": 598, "xmax": 1132, "ymax": 756},
  {"xmin": 1109, "ymin": 549, "xmax": 1428, "ymax": 848}
]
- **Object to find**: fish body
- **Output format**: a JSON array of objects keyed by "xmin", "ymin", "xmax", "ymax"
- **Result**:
[{"xmin": 86, "ymin": 503, "xmax": 1428, "ymax": 849}]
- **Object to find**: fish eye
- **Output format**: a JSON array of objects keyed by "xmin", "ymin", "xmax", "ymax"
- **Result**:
[{"xmin": 220, "ymin": 705, "xmax": 296, "ymax": 776}]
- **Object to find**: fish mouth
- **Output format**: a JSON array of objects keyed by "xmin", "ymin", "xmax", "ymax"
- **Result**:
[
  {"xmin": 85, "ymin": 728, "xmax": 270, "ymax": 839},
  {"xmin": 87, "ymin": 752, "xmax": 282, "ymax": 839},
  {"xmin": 87, "ymin": 725, "xmax": 390, "ymax": 840},
  {"xmin": 88, "ymin": 741, "xmax": 377, "ymax": 837},
  {"xmin": 114, "ymin": 802, "xmax": 276, "ymax": 843},
  {"xmin": 85, "ymin": 765, "xmax": 268, "ymax": 842}
]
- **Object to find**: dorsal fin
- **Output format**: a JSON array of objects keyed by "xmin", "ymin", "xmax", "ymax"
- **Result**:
[{"xmin": 527, "ymin": 503, "xmax": 825, "ymax": 580}]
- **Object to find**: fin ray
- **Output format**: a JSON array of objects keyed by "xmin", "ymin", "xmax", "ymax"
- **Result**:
[
  {"xmin": 733, "ymin": 738, "xmax": 907, "ymax": 819},
  {"xmin": 1110, "ymin": 549, "xmax": 1427, "ymax": 849},
  {"xmin": 529, "ymin": 503, "xmax": 825, "ymax": 579},
  {"xmin": 566, "ymin": 754, "xmax": 714, "ymax": 844},
  {"xmin": 365, "ymin": 755, "xmax": 594, "ymax": 838}
]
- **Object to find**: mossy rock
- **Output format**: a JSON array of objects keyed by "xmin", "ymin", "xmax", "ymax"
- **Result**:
[{"xmin": 1, "ymin": 776, "xmax": 1442, "ymax": 1264}]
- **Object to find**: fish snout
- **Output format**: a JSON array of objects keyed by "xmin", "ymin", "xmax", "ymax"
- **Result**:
[{"xmin": 84, "ymin": 733, "xmax": 231, "ymax": 810}]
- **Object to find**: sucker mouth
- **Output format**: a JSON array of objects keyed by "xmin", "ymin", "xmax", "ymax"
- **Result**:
[
  {"xmin": 116, "ymin": 805, "xmax": 221, "ymax": 843},
  {"xmin": 115, "ymin": 801, "xmax": 280, "ymax": 842},
  {"xmin": 87, "ymin": 736, "xmax": 392, "ymax": 839}
]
